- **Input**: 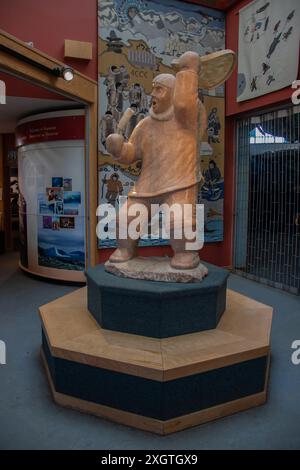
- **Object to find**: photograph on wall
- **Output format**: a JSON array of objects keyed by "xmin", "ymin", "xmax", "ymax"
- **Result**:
[
  {"xmin": 55, "ymin": 202, "xmax": 64, "ymax": 215},
  {"xmin": 237, "ymin": 0, "xmax": 300, "ymax": 102},
  {"xmin": 42, "ymin": 216, "xmax": 52, "ymax": 229},
  {"xmin": 63, "ymin": 191, "xmax": 81, "ymax": 216},
  {"xmin": 46, "ymin": 187, "xmax": 63, "ymax": 204},
  {"xmin": 98, "ymin": 0, "xmax": 226, "ymax": 247},
  {"xmin": 60, "ymin": 216, "xmax": 75, "ymax": 229},
  {"xmin": 38, "ymin": 193, "xmax": 54, "ymax": 215},
  {"xmin": 37, "ymin": 178, "xmax": 84, "ymax": 271},
  {"xmin": 52, "ymin": 177, "xmax": 63, "ymax": 188},
  {"xmin": 63, "ymin": 178, "xmax": 72, "ymax": 191},
  {"xmin": 38, "ymin": 215, "xmax": 85, "ymax": 271},
  {"xmin": 52, "ymin": 216, "xmax": 60, "ymax": 231}
]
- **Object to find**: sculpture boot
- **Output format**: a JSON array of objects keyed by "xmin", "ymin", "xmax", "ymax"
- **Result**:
[
  {"xmin": 171, "ymin": 251, "xmax": 200, "ymax": 270},
  {"xmin": 109, "ymin": 246, "xmax": 137, "ymax": 263}
]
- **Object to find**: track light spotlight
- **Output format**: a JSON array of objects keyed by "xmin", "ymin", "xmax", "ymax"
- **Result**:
[{"xmin": 53, "ymin": 66, "xmax": 74, "ymax": 81}]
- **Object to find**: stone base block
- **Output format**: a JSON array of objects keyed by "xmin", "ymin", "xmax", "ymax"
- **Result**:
[{"xmin": 105, "ymin": 257, "xmax": 209, "ymax": 283}]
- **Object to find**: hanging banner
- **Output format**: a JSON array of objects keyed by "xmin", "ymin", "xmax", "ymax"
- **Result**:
[
  {"xmin": 237, "ymin": 0, "xmax": 300, "ymax": 102},
  {"xmin": 17, "ymin": 111, "xmax": 86, "ymax": 282},
  {"xmin": 98, "ymin": 0, "xmax": 226, "ymax": 247}
]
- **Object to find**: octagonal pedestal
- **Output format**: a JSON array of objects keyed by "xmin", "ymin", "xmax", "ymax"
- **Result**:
[
  {"xmin": 39, "ymin": 287, "xmax": 272, "ymax": 435},
  {"xmin": 86, "ymin": 263, "xmax": 229, "ymax": 338}
]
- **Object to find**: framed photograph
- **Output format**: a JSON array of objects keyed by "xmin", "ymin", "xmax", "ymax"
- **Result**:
[
  {"xmin": 55, "ymin": 202, "xmax": 64, "ymax": 215},
  {"xmin": 60, "ymin": 216, "xmax": 75, "ymax": 229},
  {"xmin": 42, "ymin": 216, "xmax": 52, "ymax": 229},
  {"xmin": 39, "ymin": 202, "xmax": 54, "ymax": 214},
  {"xmin": 52, "ymin": 177, "xmax": 63, "ymax": 188},
  {"xmin": 46, "ymin": 187, "xmax": 63, "ymax": 203},
  {"xmin": 52, "ymin": 216, "xmax": 60, "ymax": 231},
  {"xmin": 63, "ymin": 191, "xmax": 81, "ymax": 205},
  {"xmin": 63, "ymin": 178, "xmax": 72, "ymax": 191}
]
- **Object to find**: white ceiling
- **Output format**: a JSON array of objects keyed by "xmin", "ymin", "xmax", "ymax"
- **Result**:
[{"xmin": 0, "ymin": 96, "xmax": 79, "ymax": 134}]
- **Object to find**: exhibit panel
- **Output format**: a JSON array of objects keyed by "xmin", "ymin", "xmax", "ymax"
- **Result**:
[{"xmin": 16, "ymin": 110, "xmax": 86, "ymax": 282}]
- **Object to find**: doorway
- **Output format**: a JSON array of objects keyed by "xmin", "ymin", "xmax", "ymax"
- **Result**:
[
  {"xmin": 234, "ymin": 106, "xmax": 300, "ymax": 294},
  {"xmin": 0, "ymin": 30, "xmax": 98, "ymax": 277}
]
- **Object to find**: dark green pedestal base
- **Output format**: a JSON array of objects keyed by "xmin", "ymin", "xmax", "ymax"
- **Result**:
[{"xmin": 86, "ymin": 262, "xmax": 229, "ymax": 338}]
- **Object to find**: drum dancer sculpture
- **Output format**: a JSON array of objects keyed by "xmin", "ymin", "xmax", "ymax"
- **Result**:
[{"xmin": 105, "ymin": 50, "xmax": 236, "ymax": 279}]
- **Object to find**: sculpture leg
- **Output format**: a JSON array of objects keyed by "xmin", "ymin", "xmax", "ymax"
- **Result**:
[
  {"xmin": 109, "ymin": 196, "xmax": 151, "ymax": 263},
  {"xmin": 164, "ymin": 185, "xmax": 200, "ymax": 270}
]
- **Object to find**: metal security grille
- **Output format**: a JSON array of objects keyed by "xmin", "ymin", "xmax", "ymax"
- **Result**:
[{"xmin": 234, "ymin": 106, "xmax": 300, "ymax": 294}]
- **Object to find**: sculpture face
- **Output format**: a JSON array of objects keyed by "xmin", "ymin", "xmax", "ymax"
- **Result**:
[{"xmin": 151, "ymin": 83, "xmax": 173, "ymax": 114}]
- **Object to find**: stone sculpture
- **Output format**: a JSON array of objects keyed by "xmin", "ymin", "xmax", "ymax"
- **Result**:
[{"xmin": 105, "ymin": 49, "xmax": 235, "ymax": 280}]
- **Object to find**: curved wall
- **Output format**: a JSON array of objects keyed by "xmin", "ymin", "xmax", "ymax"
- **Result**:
[{"xmin": 16, "ymin": 110, "xmax": 86, "ymax": 282}]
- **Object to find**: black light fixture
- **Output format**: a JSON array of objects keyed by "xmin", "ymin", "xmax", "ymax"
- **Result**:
[
  {"xmin": 0, "ymin": 44, "xmax": 74, "ymax": 81},
  {"xmin": 52, "ymin": 66, "xmax": 74, "ymax": 82}
]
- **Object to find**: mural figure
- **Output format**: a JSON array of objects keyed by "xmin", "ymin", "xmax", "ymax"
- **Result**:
[
  {"xmin": 102, "ymin": 172, "xmax": 124, "ymax": 207},
  {"xmin": 128, "ymin": 83, "xmax": 148, "ymax": 113},
  {"xmin": 99, "ymin": 111, "xmax": 117, "ymax": 150},
  {"xmin": 207, "ymin": 107, "xmax": 221, "ymax": 144},
  {"xmin": 106, "ymin": 30, "xmax": 124, "ymax": 53},
  {"xmin": 204, "ymin": 160, "xmax": 221, "ymax": 186},
  {"xmin": 202, "ymin": 160, "xmax": 222, "ymax": 201}
]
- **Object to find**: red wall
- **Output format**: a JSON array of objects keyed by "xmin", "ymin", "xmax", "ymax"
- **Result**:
[
  {"xmin": 225, "ymin": 0, "xmax": 300, "ymax": 116},
  {"xmin": 0, "ymin": 0, "xmax": 98, "ymax": 81}
]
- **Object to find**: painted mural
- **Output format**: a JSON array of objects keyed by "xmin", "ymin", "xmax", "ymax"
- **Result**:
[
  {"xmin": 98, "ymin": 0, "xmax": 226, "ymax": 247},
  {"xmin": 238, "ymin": 0, "xmax": 300, "ymax": 102}
]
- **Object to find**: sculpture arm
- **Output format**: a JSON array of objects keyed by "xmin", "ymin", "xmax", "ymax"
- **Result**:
[
  {"xmin": 119, "ymin": 141, "xmax": 137, "ymax": 165},
  {"xmin": 106, "ymin": 125, "xmax": 141, "ymax": 165},
  {"xmin": 172, "ymin": 51, "xmax": 200, "ymax": 127},
  {"xmin": 173, "ymin": 69, "xmax": 199, "ymax": 127}
]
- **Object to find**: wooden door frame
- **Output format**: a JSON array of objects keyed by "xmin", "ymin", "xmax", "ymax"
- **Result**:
[{"xmin": 0, "ymin": 29, "xmax": 98, "ymax": 267}]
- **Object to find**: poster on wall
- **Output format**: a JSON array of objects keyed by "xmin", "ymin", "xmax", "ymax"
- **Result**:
[
  {"xmin": 98, "ymin": 0, "xmax": 226, "ymax": 247},
  {"xmin": 37, "ymin": 184, "xmax": 84, "ymax": 271},
  {"xmin": 237, "ymin": 0, "xmax": 300, "ymax": 102},
  {"xmin": 16, "ymin": 110, "xmax": 86, "ymax": 282}
]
